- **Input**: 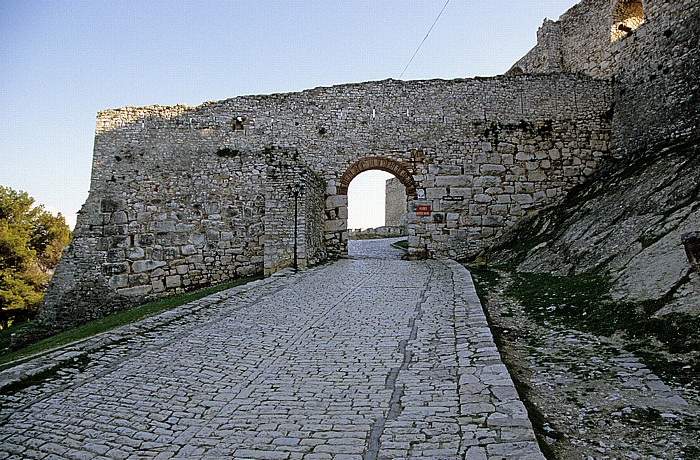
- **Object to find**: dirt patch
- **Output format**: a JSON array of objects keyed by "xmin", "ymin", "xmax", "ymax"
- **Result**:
[{"xmin": 470, "ymin": 267, "xmax": 700, "ymax": 459}]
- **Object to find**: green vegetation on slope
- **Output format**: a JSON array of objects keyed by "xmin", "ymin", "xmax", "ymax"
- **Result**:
[{"xmin": 472, "ymin": 268, "xmax": 700, "ymax": 387}]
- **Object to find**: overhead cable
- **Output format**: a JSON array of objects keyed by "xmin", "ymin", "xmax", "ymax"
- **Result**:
[{"xmin": 399, "ymin": 0, "xmax": 451, "ymax": 79}]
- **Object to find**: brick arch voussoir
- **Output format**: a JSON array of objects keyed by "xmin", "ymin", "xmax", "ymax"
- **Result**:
[{"xmin": 337, "ymin": 157, "xmax": 416, "ymax": 197}]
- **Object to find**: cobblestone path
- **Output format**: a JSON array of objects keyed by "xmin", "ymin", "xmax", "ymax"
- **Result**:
[{"xmin": 0, "ymin": 240, "xmax": 543, "ymax": 459}]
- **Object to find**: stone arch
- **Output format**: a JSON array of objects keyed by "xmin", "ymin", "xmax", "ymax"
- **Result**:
[
  {"xmin": 611, "ymin": 0, "xmax": 644, "ymax": 41},
  {"xmin": 337, "ymin": 156, "xmax": 416, "ymax": 197}
]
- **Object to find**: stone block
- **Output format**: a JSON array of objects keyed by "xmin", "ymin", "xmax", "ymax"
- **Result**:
[
  {"xmin": 473, "ymin": 176, "xmax": 501, "ymax": 188},
  {"xmin": 483, "ymin": 215, "xmax": 505, "ymax": 227},
  {"xmin": 111, "ymin": 211, "xmax": 128, "ymax": 224},
  {"xmin": 152, "ymin": 279, "xmax": 165, "ymax": 293},
  {"xmin": 425, "ymin": 187, "xmax": 447, "ymax": 200},
  {"xmin": 128, "ymin": 273, "xmax": 149, "ymax": 286},
  {"xmin": 132, "ymin": 260, "xmax": 166, "ymax": 273},
  {"xmin": 515, "ymin": 151, "xmax": 533, "ymax": 161},
  {"xmin": 104, "ymin": 224, "xmax": 126, "ymax": 235},
  {"xmin": 100, "ymin": 198, "xmax": 125, "ymax": 213},
  {"xmin": 474, "ymin": 153, "xmax": 488, "ymax": 164},
  {"xmin": 480, "ymin": 164, "xmax": 506, "ymax": 174},
  {"xmin": 474, "ymin": 194, "xmax": 493, "ymax": 204},
  {"xmin": 325, "ymin": 219, "xmax": 346, "ymax": 232},
  {"xmin": 181, "ymin": 245, "xmax": 198, "ymax": 256},
  {"xmin": 435, "ymin": 176, "xmax": 470, "ymax": 187},
  {"xmin": 137, "ymin": 233, "xmax": 155, "ymax": 246},
  {"xmin": 465, "ymin": 446, "xmax": 487, "ymax": 460},
  {"xmin": 512, "ymin": 194, "xmax": 534, "ymax": 204},
  {"xmin": 527, "ymin": 170, "xmax": 547, "ymax": 182},
  {"xmin": 108, "ymin": 275, "xmax": 129, "ymax": 289},
  {"xmin": 450, "ymin": 187, "xmax": 471, "ymax": 198},
  {"xmin": 152, "ymin": 221, "xmax": 176, "ymax": 233},
  {"xmin": 326, "ymin": 195, "xmax": 347, "ymax": 209},
  {"xmin": 100, "ymin": 262, "xmax": 128, "ymax": 278},
  {"xmin": 459, "ymin": 214, "xmax": 477, "ymax": 227},
  {"xmin": 496, "ymin": 195, "xmax": 511, "ymax": 204},
  {"xmin": 165, "ymin": 275, "xmax": 182, "ymax": 288},
  {"xmin": 490, "ymin": 204, "xmax": 508, "ymax": 215},
  {"xmin": 127, "ymin": 247, "xmax": 145, "ymax": 259},
  {"xmin": 438, "ymin": 165, "xmax": 462, "ymax": 175},
  {"xmin": 163, "ymin": 247, "xmax": 179, "ymax": 260},
  {"xmin": 563, "ymin": 166, "xmax": 579, "ymax": 177},
  {"xmin": 117, "ymin": 285, "xmax": 152, "ymax": 297}
]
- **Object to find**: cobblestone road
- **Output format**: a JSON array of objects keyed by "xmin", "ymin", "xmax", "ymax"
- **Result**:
[{"xmin": 0, "ymin": 239, "xmax": 543, "ymax": 459}]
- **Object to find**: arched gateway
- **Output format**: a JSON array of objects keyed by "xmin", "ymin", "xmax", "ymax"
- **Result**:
[
  {"xmin": 38, "ymin": 74, "xmax": 612, "ymax": 330},
  {"xmin": 337, "ymin": 157, "xmax": 416, "ymax": 196},
  {"xmin": 326, "ymin": 157, "xmax": 417, "ymax": 257}
]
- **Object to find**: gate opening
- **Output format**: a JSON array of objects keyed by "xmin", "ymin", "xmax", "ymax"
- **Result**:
[
  {"xmin": 347, "ymin": 170, "xmax": 408, "ymax": 258},
  {"xmin": 331, "ymin": 156, "xmax": 417, "ymax": 259}
]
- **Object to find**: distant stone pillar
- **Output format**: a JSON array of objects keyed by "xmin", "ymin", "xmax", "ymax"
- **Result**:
[{"xmin": 682, "ymin": 232, "xmax": 700, "ymax": 269}]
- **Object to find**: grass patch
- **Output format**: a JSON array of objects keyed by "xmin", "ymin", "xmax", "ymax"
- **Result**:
[
  {"xmin": 507, "ymin": 272, "xmax": 617, "ymax": 332},
  {"xmin": 0, "ymin": 275, "xmax": 261, "ymax": 370},
  {"xmin": 504, "ymin": 270, "xmax": 700, "ymax": 386},
  {"xmin": 391, "ymin": 239, "xmax": 409, "ymax": 251},
  {"xmin": 469, "ymin": 267, "xmax": 502, "ymax": 302}
]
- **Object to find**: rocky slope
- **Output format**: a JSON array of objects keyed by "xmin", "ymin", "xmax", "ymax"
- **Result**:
[
  {"xmin": 488, "ymin": 134, "xmax": 700, "ymax": 315},
  {"xmin": 472, "ymin": 134, "xmax": 700, "ymax": 458},
  {"xmin": 470, "ymin": 268, "xmax": 700, "ymax": 459}
]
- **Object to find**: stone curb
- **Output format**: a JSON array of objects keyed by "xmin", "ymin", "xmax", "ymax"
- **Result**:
[{"xmin": 444, "ymin": 260, "xmax": 546, "ymax": 460}]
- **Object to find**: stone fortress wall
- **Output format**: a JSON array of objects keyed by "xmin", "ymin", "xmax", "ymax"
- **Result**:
[
  {"xmin": 38, "ymin": 0, "xmax": 697, "ymax": 329},
  {"xmin": 385, "ymin": 178, "xmax": 407, "ymax": 228},
  {"xmin": 512, "ymin": 0, "xmax": 699, "ymax": 156}
]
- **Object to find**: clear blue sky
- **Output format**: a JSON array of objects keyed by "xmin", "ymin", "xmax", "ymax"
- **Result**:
[{"xmin": 0, "ymin": 0, "xmax": 578, "ymax": 229}]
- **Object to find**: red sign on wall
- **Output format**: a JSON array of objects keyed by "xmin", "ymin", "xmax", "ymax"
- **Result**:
[{"xmin": 416, "ymin": 205, "xmax": 431, "ymax": 217}]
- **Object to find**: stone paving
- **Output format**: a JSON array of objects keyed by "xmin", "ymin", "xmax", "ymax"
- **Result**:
[{"xmin": 0, "ymin": 239, "xmax": 543, "ymax": 459}]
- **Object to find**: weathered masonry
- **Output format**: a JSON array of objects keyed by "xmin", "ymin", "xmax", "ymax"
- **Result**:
[{"xmin": 39, "ymin": 0, "xmax": 698, "ymax": 329}]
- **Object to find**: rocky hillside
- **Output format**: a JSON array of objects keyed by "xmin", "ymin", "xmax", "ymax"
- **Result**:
[
  {"xmin": 487, "ymin": 134, "xmax": 700, "ymax": 316},
  {"xmin": 471, "ymin": 135, "xmax": 700, "ymax": 458}
]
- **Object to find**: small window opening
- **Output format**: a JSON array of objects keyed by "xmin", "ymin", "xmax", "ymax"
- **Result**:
[
  {"xmin": 611, "ymin": 0, "xmax": 644, "ymax": 42},
  {"xmin": 233, "ymin": 116, "xmax": 246, "ymax": 131}
]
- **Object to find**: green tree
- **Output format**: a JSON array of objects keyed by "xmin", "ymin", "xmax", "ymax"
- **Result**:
[{"xmin": 0, "ymin": 186, "xmax": 71, "ymax": 329}]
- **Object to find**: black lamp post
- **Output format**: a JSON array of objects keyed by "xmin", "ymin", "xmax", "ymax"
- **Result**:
[{"xmin": 291, "ymin": 183, "xmax": 305, "ymax": 271}]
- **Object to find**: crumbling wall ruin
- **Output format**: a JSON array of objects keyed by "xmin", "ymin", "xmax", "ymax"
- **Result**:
[{"xmin": 511, "ymin": 0, "xmax": 700, "ymax": 156}]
